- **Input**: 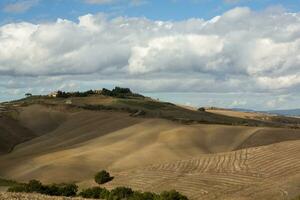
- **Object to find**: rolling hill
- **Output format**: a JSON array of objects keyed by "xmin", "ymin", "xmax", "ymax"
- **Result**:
[{"xmin": 1, "ymin": 90, "xmax": 300, "ymax": 200}]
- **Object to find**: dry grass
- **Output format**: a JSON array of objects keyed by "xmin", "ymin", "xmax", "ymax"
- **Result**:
[
  {"xmin": 1, "ymin": 102, "xmax": 300, "ymax": 200},
  {"xmin": 105, "ymin": 140, "xmax": 300, "ymax": 200},
  {"xmin": 206, "ymin": 108, "xmax": 273, "ymax": 120},
  {"xmin": 1, "ymin": 106, "xmax": 300, "ymax": 184}
]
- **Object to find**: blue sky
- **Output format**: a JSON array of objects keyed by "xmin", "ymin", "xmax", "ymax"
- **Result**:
[
  {"xmin": 0, "ymin": 0, "xmax": 300, "ymax": 110},
  {"xmin": 1, "ymin": 0, "xmax": 299, "ymax": 23}
]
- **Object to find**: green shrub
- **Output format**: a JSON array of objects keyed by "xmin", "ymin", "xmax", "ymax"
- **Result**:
[
  {"xmin": 159, "ymin": 190, "xmax": 188, "ymax": 200},
  {"xmin": 26, "ymin": 180, "xmax": 43, "ymax": 193},
  {"xmin": 0, "ymin": 178, "xmax": 19, "ymax": 187},
  {"xmin": 129, "ymin": 191, "xmax": 159, "ymax": 200},
  {"xmin": 101, "ymin": 87, "xmax": 143, "ymax": 99},
  {"xmin": 6, "ymin": 177, "xmax": 189, "ymax": 200},
  {"xmin": 7, "ymin": 181, "xmax": 78, "ymax": 197},
  {"xmin": 40, "ymin": 183, "xmax": 78, "ymax": 197},
  {"xmin": 109, "ymin": 187, "xmax": 134, "ymax": 200},
  {"xmin": 7, "ymin": 180, "xmax": 43, "ymax": 193},
  {"xmin": 58, "ymin": 183, "xmax": 78, "ymax": 197},
  {"xmin": 7, "ymin": 184, "xmax": 27, "ymax": 193},
  {"xmin": 198, "ymin": 107, "xmax": 206, "ymax": 112},
  {"xmin": 79, "ymin": 187, "xmax": 110, "ymax": 199},
  {"xmin": 41, "ymin": 184, "xmax": 61, "ymax": 196},
  {"xmin": 94, "ymin": 170, "xmax": 113, "ymax": 184}
]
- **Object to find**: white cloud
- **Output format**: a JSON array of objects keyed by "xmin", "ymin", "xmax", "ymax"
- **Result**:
[
  {"xmin": 84, "ymin": 0, "xmax": 146, "ymax": 5},
  {"xmin": 84, "ymin": 0, "xmax": 115, "ymax": 4},
  {"xmin": 223, "ymin": 0, "xmax": 241, "ymax": 4},
  {"xmin": 3, "ymin": 0, "xmax": 39, "ymax": 13},
  {"xmin": 0, "ymin": 7, "xmax": 300, "ymax": 108}
]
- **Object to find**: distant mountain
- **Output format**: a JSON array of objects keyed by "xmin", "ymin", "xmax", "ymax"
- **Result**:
[
  {"xmin": 231, "ymin": 108, "xmax": 256, "ymax": 112},
  {"xmin": 265, "ymin": 109, "xmax": 300, "ymax": 117}
]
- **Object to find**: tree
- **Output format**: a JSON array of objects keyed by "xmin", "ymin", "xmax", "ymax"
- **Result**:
[
  {"xmin": 25, "ymin": 93, "xmax": 32, "ymax": 97},
  {"xmin": 94, "ymin": 170, "xmax": 113, "ymax": 185},
  {"xmin": 26, "ymin": 180, "xmax": 43, "ymax": 193},
  {"xmin": 198, "ymin": 107, "xmax": 206, "ymax": 112}
]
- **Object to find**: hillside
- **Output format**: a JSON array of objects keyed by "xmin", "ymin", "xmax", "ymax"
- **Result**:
[
  {"xmin": 1, "ymin": 91, "xmax": 300, "ymax": 199},
  {"xmin": 105, "ymin": 140, "xmax": 300, "ymax": 200},
  {"xmin": 1, "ymin": 93, "xmax": 300, "ymax": 155}
]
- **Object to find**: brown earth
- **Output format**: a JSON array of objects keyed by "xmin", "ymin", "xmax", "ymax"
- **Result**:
[{"xmin": 1, "ymin": 98, "xmax": 300, "ymax": 200}]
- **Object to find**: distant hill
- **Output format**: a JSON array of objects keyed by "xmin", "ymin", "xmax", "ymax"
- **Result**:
[
  {"xmin": 230, "ymin": 108, "xmax": 255, "ymax": 112},
  {"xmin": 265, "ymin": 109, "xmax": 300, "ymax": 117},
  {"xmin": 231, "ymin": 107, "xmax": 300, "ymax": 117}
]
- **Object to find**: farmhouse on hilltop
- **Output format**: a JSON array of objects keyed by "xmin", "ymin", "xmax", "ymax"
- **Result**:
[{"xmin": 48, "ymin": 91, "xmax": 58, "ymax": 98}]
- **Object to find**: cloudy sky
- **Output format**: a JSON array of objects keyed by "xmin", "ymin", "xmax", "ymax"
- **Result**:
[{"xmin": 1, "ymin": 0, "xmax": 300, "ymax": 110}]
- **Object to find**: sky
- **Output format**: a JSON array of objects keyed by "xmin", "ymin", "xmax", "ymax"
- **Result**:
[{"xmin": 0, "ymin": 0, "xmax": 300, "ymax": 110}]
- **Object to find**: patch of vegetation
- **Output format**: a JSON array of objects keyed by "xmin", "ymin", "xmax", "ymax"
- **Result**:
[
  {"xmin": 118, "ymin": 99, "xmax": 167, "ymax": 110},
  {"xmin": 6, "ymin": 171, "xmax": 189, "ymax": 200},
  {"xmin": 78, "ymin": 187, "xmax": 188, "ymax": 200},
  {"xmin": 0, "ymin": 178, "xmax": 19, "ymax": 187},
  {"xmin": 56, "ymin": 90, "xmax": 96, "ymax": 98},
  {"xmin": 102, "ymin": 87, "xmax": 144, "ymax": 99},
  {"xmin": 198, "ymin": 107, "xmax": 206, "ymax": 112},
  {"xmin": 108, "ymin": 187, "xmax": 134, "ymax": 200},
  {"xmin": 7, "ymin": 180, "xmax": 78, "ymax": 197},
  {"xmin": 94, "ymin": 170, "xmax": 114, "ymax": 185},
  {"xmin": 54, "ymin": 87, "xmax": 144, "ymax": 99},
  {"xmin": 79, "ymin": 187, "xmax": 110, "ymax": 199},
  {"xmin": 79, "ymin": 104, "xmax": 140, "ymax": 114},
  {"xmin": 159, "ymin": 190, "xmax": 189, "ymax": 200},
  {"xmin": 128, "ymin": 191, "xmax": 159, "ymax": 200}
]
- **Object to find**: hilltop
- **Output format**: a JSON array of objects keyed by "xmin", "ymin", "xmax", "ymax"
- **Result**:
[{"xmin": 1, "ymin": 87, "xmax": 299, "ymax": 155}]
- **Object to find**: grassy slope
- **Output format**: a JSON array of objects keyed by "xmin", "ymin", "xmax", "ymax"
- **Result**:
[
  {"xmin": 0, "ymin": 116, "xmax": 36, "ymax": 154},
  {"xmin": 10, "ymin": 95, "xmax": 300, "ymax": 128},
  {"xmin": 1, "ymin": 104, "xmax": 300, "ymax": 184},
  {"xmin": 1, "ymin": 95, "xmax": 300, "ymax": 199},
  {"xmin": 104, "ymin": 140, "xmax": 300, "ymax": 200}
]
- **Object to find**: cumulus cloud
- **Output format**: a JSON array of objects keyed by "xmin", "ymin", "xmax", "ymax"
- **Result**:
[
  {"xmin": 3, "ymin": 0, "xmax": 39, "ymax": 13},
  {"xmin": 1, "ymin": 7, "xmax": 300, "ymax": 108}
]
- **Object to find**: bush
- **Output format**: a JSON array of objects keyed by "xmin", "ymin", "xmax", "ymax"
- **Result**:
[
  {"xmin": 26, "ymin": 180, "xmax": 43, "ymax": 193},
  {"xmin": 58, "ymin": 183, "xmax": 78, "ymax": 197},
  {"xmin": 109, "ymin": 187, "xmax": 134, "ymax": 200},
  {"xmin": 101, "ymin": 87, "xmax": 143, "ymax": 99},
  {"xmin": 79, "ymin": 187, "xmax": 110, "ymax": 199},
  {"xmin": 94, "ymin": 170, "xmax": 113, "ymax": 185},
  {"xmin": 198, "ymin": 107, "xmax": 206, "ymax": 112},
  {"xmin": 112, "ymin": 87, "xmax": 132, "ymax": 95},
  {"xmin": 0, "ymin": 178, "xmax": 20, "ymax": 187},
  {"xmin": 7, "ymin": 181, "xmax": 78, "ymax": 197},
  {"xmin": 41, "ymin": 184, "xmax": 61, "ymax": 196},
  {"xmin": 128, "ymin": 191, "xmax": 159, "ymax": 200},
  {"xmin": 159, "ymin": 190, "xmax": 188, "ymax": 200},
  {"xmin": 6, "ymin": 178, "xmax": 189, "ymax": 200},
  {"xmin": 7, "ymin": 180, "xmax": 43, "ymax": 193},
  {"xmin": 7, "ymin": 184, "xmax": 27, "ymax": 193}
]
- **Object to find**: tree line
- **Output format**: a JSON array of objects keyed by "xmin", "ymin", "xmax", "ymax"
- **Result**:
[{"xmin": 7, "ymin": 170, "xmax": 188, "ymax": 200}]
